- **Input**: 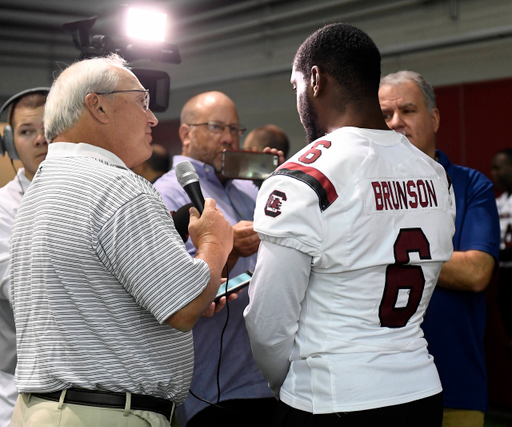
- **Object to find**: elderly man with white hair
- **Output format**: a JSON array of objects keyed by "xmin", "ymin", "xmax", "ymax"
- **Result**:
[{"xmin": 9, "ymin": 54, "xmax": 234, "ymax": 427}]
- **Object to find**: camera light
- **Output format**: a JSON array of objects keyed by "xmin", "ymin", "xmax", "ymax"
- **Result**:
[{"xmin": 126, "ymin": 7, "xmax": 167, "ymax": 43}]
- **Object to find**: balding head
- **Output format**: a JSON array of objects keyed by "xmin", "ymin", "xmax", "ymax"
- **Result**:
[
  {"xmin": 181, "ymin": 91, "xmax": 236, "ymax": 124},
  {"xmin": 179, "ymin": 91, "xmax": 242, "ymax": 171},
  {"xmin": 243, "ymin": 124, "xmax": 290, "ymax": 158}
]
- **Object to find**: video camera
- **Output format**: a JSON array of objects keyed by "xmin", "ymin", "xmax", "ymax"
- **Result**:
[{"xmin": 63, "ymin": 7, "xmax": 180, "ymax": 113}]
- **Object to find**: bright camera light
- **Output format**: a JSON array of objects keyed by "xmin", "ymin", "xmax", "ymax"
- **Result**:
[{"xmin": 126, "ymin": 7, "xmax": 167, "ymax": 43}]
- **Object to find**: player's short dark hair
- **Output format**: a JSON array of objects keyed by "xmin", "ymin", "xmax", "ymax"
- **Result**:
[{"xmin": 294, "ymin": 23, "xmax": 381, "ymax": 102}]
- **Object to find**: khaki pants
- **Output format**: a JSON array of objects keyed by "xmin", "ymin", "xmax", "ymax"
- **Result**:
[
  {"xmin": 442, "ymin": 408, "xmax": 485, "ymax": 427},
  {"xmin": 10, "ymin": 392, "xmax": 171, "ymax": 427}
]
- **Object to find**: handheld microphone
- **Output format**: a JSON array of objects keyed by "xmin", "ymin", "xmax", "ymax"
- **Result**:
[{"xmin": 175, "ymin": 161, "xmax": 205, "ymax": 214}]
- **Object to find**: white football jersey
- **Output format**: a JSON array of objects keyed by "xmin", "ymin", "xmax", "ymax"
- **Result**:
[{"xmin": 251, "ymin": 127, "xmax": 456, "ymax": 413}]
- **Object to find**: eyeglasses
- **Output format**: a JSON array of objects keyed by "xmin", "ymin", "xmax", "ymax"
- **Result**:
[
  {"xmin": 188, "ymin": 121, "xmax": 246, "ymax": 137},
  {"xmin": 94, "ymin": 89, "xmax": 150, "ymax": 111}
]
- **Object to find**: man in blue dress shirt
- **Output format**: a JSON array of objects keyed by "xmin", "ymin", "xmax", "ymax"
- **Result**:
[
  {"xmin": 154, "ymin": 91, "xmax": 275, "ymax": 427},
  {"xmin": 379, "ymin": 70, "xmax": 500, "ymax": 427}
]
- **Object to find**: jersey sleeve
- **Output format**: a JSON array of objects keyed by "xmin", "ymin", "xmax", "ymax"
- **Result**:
[
  {"xmin": 244, "ymin": 241, "xmax": 312, "ymax": 397},
  {"xmin": 254, "ymin": 170, "xmax": 326, "ymax": 259},
  {"xmin": 95, "ymin": 192, "xmax": 210, "ymax": 324}
]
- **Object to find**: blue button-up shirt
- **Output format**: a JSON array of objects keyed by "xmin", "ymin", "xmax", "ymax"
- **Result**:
[
  {"xmin": 154, "ymin": 155, "xmax": 272, "ymax": 425},
  {"xmin": 422, "ymin": 150, "xmax": 500, "ymax": 411}
]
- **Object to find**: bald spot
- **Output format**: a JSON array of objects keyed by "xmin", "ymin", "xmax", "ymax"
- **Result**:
[{"xmin": 180, "ymin": 91, "xmax": 237, "ymax": 125}]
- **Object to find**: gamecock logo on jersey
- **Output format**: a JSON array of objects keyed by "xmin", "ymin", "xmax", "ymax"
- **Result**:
[{"xmin": 265, "ymin": 190, "xmax": 287, "ymax": 217}]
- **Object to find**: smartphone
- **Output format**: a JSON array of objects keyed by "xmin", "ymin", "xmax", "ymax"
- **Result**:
[
  {"xmin": 221, "ymin": 150, "xmax": 278, "ymax": 180},
  {"xmin": 214, "ymin": 270, "xmax": 253, "ymax": 303}
]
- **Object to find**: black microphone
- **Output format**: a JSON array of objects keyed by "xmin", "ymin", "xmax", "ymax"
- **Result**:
[{"xmin": 175, "ymin": 161, "xmax": 205, "ymax": 214}]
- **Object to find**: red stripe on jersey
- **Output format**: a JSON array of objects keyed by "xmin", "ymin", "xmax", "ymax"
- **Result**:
[{"xmin": 279, "ymin": 162, "xmax": 338, "ymax": 207}]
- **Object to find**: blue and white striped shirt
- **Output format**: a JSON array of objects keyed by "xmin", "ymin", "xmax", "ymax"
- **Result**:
[{"xmin": 10, "ymin": 142, "xmax": 209, "ymax": 403}]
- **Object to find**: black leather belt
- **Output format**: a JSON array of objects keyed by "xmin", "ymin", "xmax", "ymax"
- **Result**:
[{"xmin": 31, "ymin": 388, "xmax": 174, "ymax": 420}]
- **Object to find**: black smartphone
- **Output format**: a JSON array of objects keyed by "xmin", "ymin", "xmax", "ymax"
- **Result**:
[
  {"xmin": 214, "ymin": 270, "xmax": 253, "ymax": 303},
  {"xmin": 221, "ymin": 150, "xmax": 278, "ymax": 180}
]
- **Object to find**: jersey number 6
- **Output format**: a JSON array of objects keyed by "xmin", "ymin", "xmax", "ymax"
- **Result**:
[
  {"xmin": 379, "ymin": 228, "xmax": 431, "ymax": 328},
  {"xmin": 298, "ymin": 140, "xmax": 331, "ymax": 164}
]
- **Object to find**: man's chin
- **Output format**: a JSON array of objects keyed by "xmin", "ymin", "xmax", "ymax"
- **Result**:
[{"xmin": 34, "ymin": 156, "xmax": 47, "ymax": 168}]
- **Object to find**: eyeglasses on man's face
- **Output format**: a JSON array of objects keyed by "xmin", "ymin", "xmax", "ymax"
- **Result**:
[
  {"xmin": 187, "ymin": 121, "xmax": 246, "ymax": 137},
  {"xmin": 94, "ymin": 89, "xmax": 150, "ymax": 111}
]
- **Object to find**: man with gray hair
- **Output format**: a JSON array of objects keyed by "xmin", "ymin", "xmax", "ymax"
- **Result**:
[
  {"xmin": 379, "ymin": 70, "xmax": 500, "ymax": 427},
  {"xmin": 9, "ymin": 54, "xmax": 234, "ymax": 427}
]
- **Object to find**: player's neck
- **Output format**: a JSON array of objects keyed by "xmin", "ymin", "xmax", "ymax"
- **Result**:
[{"xmin": 329, "ymin": 103, "xmax": 389, "ymax": 132}]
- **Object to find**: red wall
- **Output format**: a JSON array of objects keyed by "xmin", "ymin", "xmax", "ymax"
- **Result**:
[
  {"xmin": 435, "ymin": 78, "xmax": 512, "ymax": 179},
  {"xmin": 436, "ymin": 78, "xmax": 512, "ymax": 409}
]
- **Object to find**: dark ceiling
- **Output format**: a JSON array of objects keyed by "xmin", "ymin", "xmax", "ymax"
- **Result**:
[{"xmin": 0, "ymin": 0, "xmax": 302, "ymax": 68}]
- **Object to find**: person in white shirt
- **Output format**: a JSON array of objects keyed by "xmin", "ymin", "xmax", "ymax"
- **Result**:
[
  {"xmin": 244, "ymin": 23, "xmax": 456, "ymax": 427},
  {"xmin": 0, "ymin": 87, "xmax": 49, "ymax": 427},
  {"xmin": 9, "ymin": 54, "xmax": 235, "ymax": 427}
]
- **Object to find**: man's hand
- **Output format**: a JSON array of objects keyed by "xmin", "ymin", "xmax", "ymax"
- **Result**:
[
  {"xmin": 224, "ymin": 221, "xmax": 259, "ymax": 274},
  {"xmin": 263, "ymin": 147, "xmax": 286, "ymax": 165},
  {"xmin": 202, "ymin": 291, "xmax": 241, "ymax": 317},
  {"xmin": 166, "ymin": 199, "xmax": 234, "ymax": 331},
  {"xmin": 189, "ymin": 199, "xmax": 234, "ymax": 262},
  {"xmin": 232, "ymin": 220, "xmax": 260, "ymax": 258}
]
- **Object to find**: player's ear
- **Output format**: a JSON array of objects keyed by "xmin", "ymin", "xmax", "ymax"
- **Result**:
[{"xmin": 310, "ymin": 66, "xmax": 322, "ymax": 98}]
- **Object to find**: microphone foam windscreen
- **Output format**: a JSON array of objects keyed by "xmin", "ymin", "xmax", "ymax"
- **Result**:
[
  {"xmin": 175, "ymin": 161, "xmax": 199, "ymax": 188},
  {"xmin": 171, "ymin": 203, "xmax": 194, "ymax": 243}
]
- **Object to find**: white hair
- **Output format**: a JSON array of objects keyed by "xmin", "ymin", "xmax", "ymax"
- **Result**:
[
  {"xmin": 380, "ymin": 70, "xmax": 437, "ymax": 112},
  {"xmin": 44, "ymin": 54, "xmax": 131, "ymax": 142}
]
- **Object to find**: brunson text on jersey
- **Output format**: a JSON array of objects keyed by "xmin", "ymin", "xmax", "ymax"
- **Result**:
[{"xmin": 372, "ymin": 179, "xmax": 438, "ymax": 211}]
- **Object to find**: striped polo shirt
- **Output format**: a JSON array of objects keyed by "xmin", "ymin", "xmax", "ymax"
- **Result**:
[{"xmin": 10, "ymin": 142, "xmax": 209, "ymax": 404}]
